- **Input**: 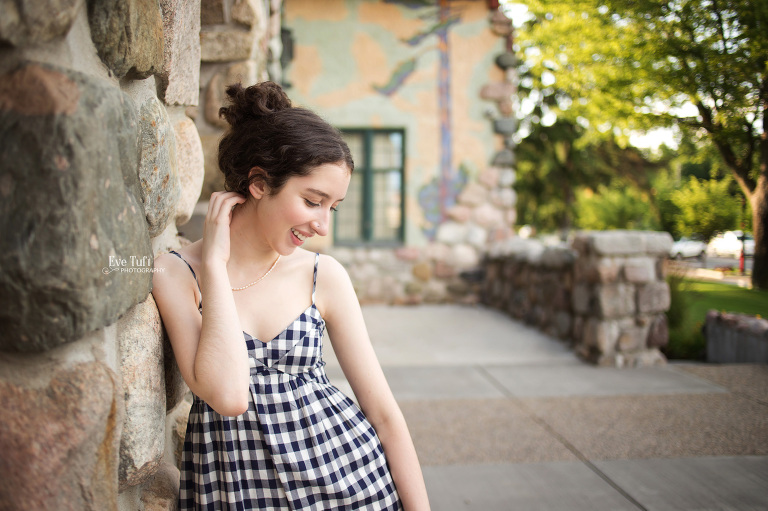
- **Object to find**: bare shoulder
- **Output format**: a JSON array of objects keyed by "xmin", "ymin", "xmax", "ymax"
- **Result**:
[
  {"xmin": 151, "ymin": 246, "xmax": 201, "ymax": 310},
  {"xmin": 316, "ymin": 253, "xmax": 352, "ymax": 289},
  {"xmin": 316, "ymin": 253, "xmax": 358, "ymax": 319},
  {"xmin": 317, "ymin": 254, "xmax": 349, "ymax": 280}
]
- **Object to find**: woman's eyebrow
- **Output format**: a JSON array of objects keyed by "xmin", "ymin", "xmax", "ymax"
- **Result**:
[
  {"xmin": 306, "ymin": 188, "xmax": 330, "ymax": 199},
  {"xmin": 306, "ymin": 188, "xmax": 345, "ymax": 201}
]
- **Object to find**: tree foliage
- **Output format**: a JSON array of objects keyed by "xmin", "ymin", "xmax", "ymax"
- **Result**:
[
  {"xmin": 575, "ymin": 182, "xmax": 660, "ymax": 231},
  {"xmin": 671, "ymin": 176, "xmax": 741, "ymax": 241},
  {"xmin": 515, "ymin": 0, "xmax": 768, "ymax": 288}
]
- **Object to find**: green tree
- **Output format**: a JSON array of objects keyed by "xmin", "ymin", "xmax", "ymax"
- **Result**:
[
  {"xmin": 575, "ymin": 181, "xmax": 660, "ymax": 231},
  {"xmin": 515, "ymin": 119, "xmax": 612, "ymax": 234},
  {"xmin": 671, "ymin": 176, "xmax": 741, "ymax": 241},
  {"xmin": 517, "ymin": 0, "xmax": 768, "ymax": 289}
]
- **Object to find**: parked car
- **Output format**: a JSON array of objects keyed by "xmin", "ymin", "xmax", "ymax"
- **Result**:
[
  {"xmin": 669, "ymin": 236, "xmax": 707, "ymax": 259},
  {"xmin": 707, "ymin": 230, "xmax": 755, "ymax": 258}
]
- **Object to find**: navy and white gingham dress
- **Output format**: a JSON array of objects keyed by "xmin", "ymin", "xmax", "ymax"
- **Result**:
[{"xmin": 170, "ymin": 251, "xmax": 401, "ymax": 510}]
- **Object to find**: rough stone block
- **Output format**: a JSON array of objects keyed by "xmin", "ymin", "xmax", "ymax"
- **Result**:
[
  {"xmin": 200, "ymin": 0, "xmax": 225, "ymax": 25},
  {"xmin": 118, "ymin": 298, "xmax": 166, "ymax": 489},
  {"xmin": 457, "ymin": 182, "xmax": 488, "ymax": 207},
  {"xmin": 623, "ymin": 256, "xmax": 656, "ymax": 283},
  {"xmin": 0, "ymin": 0, "xmax": 83, "ymax": 47},
  {"xmin": 394, "ymin": 246, "xmax": 422, "ymax": 262},
  {"xmin": 169, "ymin": 398, "xmax": 192, "ymax": 470},
  {"xmin": 200, "ymin": 133, "xmax": 227, "ymax": 198},
  {"xmin": 424, "ymin": 279, "xmax": 449, "ymax": 303},
  {"xmin": 472, "ymin": 203, "xmax": 504, "ymax": 229},
  {"xmin": 641, "ymin": 231, "xmax": 674, "ymax": 256},
  {"xmin": 647, "ymin": 313, "xmax": 669, "ymax": 349},
  {"xmin": 479, "ymin": 81, "xmax": 515, "ymax": 101},
  {"xmin": 478, "ymin": 166, "xmax": 499, "ymax": 189},
  {"xmin": 448, "ymin": 244, "xmax": 480, "ymax": 269},
  {"xmin": 171, "ymin": 115, "xmax": 204, "ymax": 226},
  {"xmin": 412, "ymin": 261, "xmax": 432, "ymax": 282},
  {"xmin": 492, "ymin": 148, "xmax": 515, "ymax": 167},
  {"xmin": 617, "ymin": 326, "xmax": 645, "ymax": 352},
  {"xmin": 493, "ymin": 117, "xmax": 517, "ymax": 135},
  {"xmin": 596, "ymin": 257, "xmax": 621, "ymax": 283},
  {"xmin": 466, "ymin": 223, "xmax": 488, "ymax": 248},
  {"xmin": 490, "ymin": 187, "xmax": 516, "ymax": 209},
  {"xmin": 140, "ymin": 462, "xmax": 180, "ymax": 511},
  {"xmin": 572, "ymin": 258, "xmax": 593, "ymax": 284},
  {"xmin": 583, "ymin": 318, "xmax": 619, "ymax": 355},
  {"xmin": 88, "ymin": 0, "xmax": 165, "ymax": 79},
  {"xmin": 636, "ymin": 281, "xmax": 671, "ymax": 314},
  {"xmin": 596, "ymin": 283, "xmax": 636, "ymax": 318},
  {"xmin": 498, "ymin": 168, "xmax": 516, "ymax": 187},
  {"xmin": 204, "ymin": 71, "xmax": 227, "ymax": 128},
  {"xmin": 158, "ymin": 0, "xmax": 201, "ymax": 106},
  {"xmin": 138, "ymin": 96, "xmax": 181, "ymax": 236},
  {"xmin": 554, "ymin": 311, "xmax": 572, "ymax": 339},
  {"xmin": 435, "ymin": 221, "xmax": 468, "ymax": 245},
  {"xmin": 434, "ymin": 260, "xmax": 457, "ymax": 279},
  {"xmin": 0, "ymin": 63, "xmax": 151, "ymax": 352},
  {"xmin": 0, "ymin": 359, "xmax": 122, "ymax": 510},
  {"xmin": 447, "ymin": 204, "xmax": 471, "ymax": 223},
  {"xmin": 587, "ymin": 231, "xmax": 644, "ymax": 256},
  {"xmin": 232, "ymin": 0, "xmax": 269, "ymax": 30},
  {"xmin": 200, "ymin": 28, "xmax": 255, "ymax": 62},
  {"xmin": 571, "ymin": 284, "xmax": 591, "ymax": 314}
]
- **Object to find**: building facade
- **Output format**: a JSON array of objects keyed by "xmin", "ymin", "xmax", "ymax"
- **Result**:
[{"xmin": 280, "ymin": 0, "xmax": 519, "ymax": 303}]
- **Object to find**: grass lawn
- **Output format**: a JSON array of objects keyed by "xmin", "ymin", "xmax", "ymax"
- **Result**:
[{"xmin": 665, "ymin": 278, "xmax": 768, "ymax": 360}]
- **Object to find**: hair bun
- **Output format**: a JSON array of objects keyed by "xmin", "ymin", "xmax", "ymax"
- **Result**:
[{"xmin": 218, "ymin": 81, "xmax": 292, "ymax": 127}]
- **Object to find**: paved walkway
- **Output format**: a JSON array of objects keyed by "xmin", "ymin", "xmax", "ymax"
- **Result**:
[{"xmin": 324, "ymin": 304, "xmax": 768, "ymax": 511}]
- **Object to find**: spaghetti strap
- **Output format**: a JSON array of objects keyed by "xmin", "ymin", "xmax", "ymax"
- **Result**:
[
  {"xmin": 169, "ymin": 250, "xmax": 203, "ymax": 312},
  {"xmin": 311, "ymin": 253, "xmax": 319, "ymax": 304}
]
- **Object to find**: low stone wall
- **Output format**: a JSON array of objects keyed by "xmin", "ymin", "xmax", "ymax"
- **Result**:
[
  {"xmin": 482, "ymin": 231, "xmax": 673, "ymax": 367},
  {"xmin": 705, "ymin": 311, "xmax": 768, "ymax": 363}
]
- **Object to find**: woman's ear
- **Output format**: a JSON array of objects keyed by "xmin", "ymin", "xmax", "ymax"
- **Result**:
[{"xmin": 247, "ymin": 167, "xmax": 268, "ymax": 199}]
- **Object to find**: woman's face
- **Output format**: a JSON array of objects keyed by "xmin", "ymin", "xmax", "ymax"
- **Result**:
[{"xmin": 254, "ymin": 162, "xmax": 351, "ymax": 254}]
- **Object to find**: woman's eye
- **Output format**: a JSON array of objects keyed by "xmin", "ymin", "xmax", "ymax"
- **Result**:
[{"xmin": 304, "ymin": 199, "xmax": 320, "ymax": 207}]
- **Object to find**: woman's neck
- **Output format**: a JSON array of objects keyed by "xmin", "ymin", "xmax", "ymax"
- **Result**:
[{"xmin": 226, "ymin": 199, "xmax": 280, "ymax": 274}]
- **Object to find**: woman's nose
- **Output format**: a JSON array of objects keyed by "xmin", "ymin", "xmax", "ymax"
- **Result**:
[{"xmin": 311, "ymin": 215, "xmax": 329, "ymax": 236}]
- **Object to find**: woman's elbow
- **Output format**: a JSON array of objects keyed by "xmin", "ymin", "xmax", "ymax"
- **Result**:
[
  {"xmin": 202, "ymin": 386, "xmax": 250, "ymax": 417},
  {"xmin": 211, "ymin": 394, "xmax": 249, "ymax": 417}
]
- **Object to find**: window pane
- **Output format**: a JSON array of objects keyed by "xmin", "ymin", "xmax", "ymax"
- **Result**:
[
  {"xmin": 342, "ymin": 132, "xmax": 364, "ymax": 169},
  {"xmin": 372, "ymin": 132, "xmax": 402, "ymax": 169},
  {"xmin": 335, "ymin": 172, "xmax": 363, "ymax": 241},
  {"xmin": 372, "ymin": 170, "xmax": 401, "ymax": 241}
]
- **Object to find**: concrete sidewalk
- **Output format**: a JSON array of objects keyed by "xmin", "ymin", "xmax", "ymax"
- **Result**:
[{"xmin": 325, "ymin": 304, "xmax": 768, "ymax": 511}]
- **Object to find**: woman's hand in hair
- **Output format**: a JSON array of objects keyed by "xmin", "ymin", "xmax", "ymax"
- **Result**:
[{"xmin": 202, "ymin": 191, "xmax": 246, "ymax": 267}]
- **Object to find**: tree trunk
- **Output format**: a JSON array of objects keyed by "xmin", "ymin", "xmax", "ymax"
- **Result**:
[{"xmin": 751, "ymin": 174, "xmax": 768, "ymax": 290}]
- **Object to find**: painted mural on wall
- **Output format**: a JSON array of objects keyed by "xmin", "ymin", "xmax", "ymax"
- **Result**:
[{"xmin": 376, "ymin": 0, "xmax": 466, "ymax": 239}]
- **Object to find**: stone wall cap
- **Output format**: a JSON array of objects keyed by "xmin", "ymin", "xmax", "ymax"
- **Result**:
[
  {"xmin": 706, "ymin": 310, "xmax": 768, "ymax": 337},
  {"xmin": 571, "ymin": 230, "xmax": 673, "ymax": 256}
]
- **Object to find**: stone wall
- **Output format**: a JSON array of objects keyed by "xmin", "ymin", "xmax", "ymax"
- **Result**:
[
  {"xmin": 196, "ymin": 0, "xmax": 282, "ymax": 201},
  {"xmin": 0, "ymin": 1, "xmax": 269, "ymax": 509},
  {"xmin": 483, "ymin": 231, "xmax": 674, "ymax": 367},
  {"xmin": 705, "ymin": 311, "xmax": 768, "ymax": 364}
]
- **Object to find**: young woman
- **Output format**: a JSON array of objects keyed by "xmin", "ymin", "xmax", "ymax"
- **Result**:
[{"xmin": 152, "ymin": 81, "xmax": 430, "ymax": 510}]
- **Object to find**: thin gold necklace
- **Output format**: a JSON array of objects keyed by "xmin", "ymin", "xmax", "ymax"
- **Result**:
[{"xmin": 231, "ymin": 255, "xmax": 281, "ymax": 291}]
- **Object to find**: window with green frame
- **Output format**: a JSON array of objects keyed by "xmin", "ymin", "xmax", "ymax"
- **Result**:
[{"xmin": 334, "ymin": 129, "xmax": 405, "ymax": 245}]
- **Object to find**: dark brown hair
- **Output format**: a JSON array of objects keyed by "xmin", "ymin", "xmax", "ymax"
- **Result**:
[{"xmin": 217, "ymin": 81, "xmax": 354, "ymax": 196}]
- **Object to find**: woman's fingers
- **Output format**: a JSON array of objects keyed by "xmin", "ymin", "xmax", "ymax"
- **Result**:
[{"xmin": 206, "ymin": 191, "xmax": 246, "ymax": 222}]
